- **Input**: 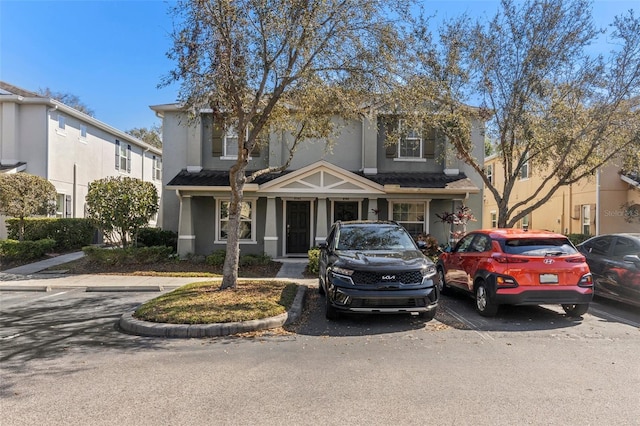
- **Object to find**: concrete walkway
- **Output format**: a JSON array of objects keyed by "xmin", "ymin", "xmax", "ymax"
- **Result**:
[{"xmin": 1, "ymin": 252, "xmax": 313, "ymax": 337}]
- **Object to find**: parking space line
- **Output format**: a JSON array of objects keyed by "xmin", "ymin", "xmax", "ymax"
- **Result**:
[{"xmin": 442, "ymin": 305, "xmax": 495, "ymax": 340}]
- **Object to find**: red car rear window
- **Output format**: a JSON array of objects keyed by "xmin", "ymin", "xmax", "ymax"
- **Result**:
[{"xmin": 499, "ymin": 238, "xmax": 577, "ymax": 256}]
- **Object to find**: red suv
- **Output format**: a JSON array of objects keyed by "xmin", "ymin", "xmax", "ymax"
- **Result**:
[{"xmin": 437, "ymin": 229, "xmax": 593, "ymax": 317}]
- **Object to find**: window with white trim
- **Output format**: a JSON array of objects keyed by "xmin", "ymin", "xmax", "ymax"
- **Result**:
[
  {"xmin": 56, "ymin": 194, "xmax": 65, "ymax": 218},
  {"xmin": 486, "ymin": 164, "xmax": 493, "ymax": 184},
  {"xmin": 581, "ymin": 205, "xmax": 590, "ymax": 235},
  {"xmin": 398, "ymin": 119, "xmax": 422, "ymax": 159},
  {"xmin": 391, "ymin": 201, "xmax": 426, "ymax": 236},
  {"xmin": 520, "ymin": 155, "xmax": 529, "ymax": 179},
  {"xmin": 153, "ymin": 155, "xmax": 162, "ymax": 181},
  {"xmin": 115, "ymin": 140, "xmax": 131, "ymax": 173},
  {"xmin": 223, "ymin": 123, "xmax": 249, "ymax": 159},
  {"xmin": 490, "ymin": 211, "xmax": 497, "ymax": 228},
  {"xmin": 80, "ymin": 124, "xmax": 87, "ymax": 139},
  {"xmin": 58, "ymin": 115, "xmax": 65, "ymax": 130},
  {"xmin": 218, "ymin": 199, "xmax": 255, "ymax": 242}
]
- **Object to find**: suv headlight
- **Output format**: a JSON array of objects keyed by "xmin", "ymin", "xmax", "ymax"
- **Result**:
[
  {"xmin": 422, "ymin": 264, "xmax": 436, "ymax": 278},
  {"xmin": 330, "ymin": 266, "xmax": 354, "ymax": 276}
]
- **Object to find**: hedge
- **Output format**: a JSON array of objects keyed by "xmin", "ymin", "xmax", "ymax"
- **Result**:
[
  {"xmin": 0, "ymin": 239, "xmax": 57, "ymax": 261},
  {"xmin": 6, "ymin": 218, "xmax": 96, "ymax": 251}
]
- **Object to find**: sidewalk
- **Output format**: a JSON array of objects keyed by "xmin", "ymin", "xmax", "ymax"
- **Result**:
[{"xmin": 0, "ymin": 252, "xmax": 313, "ymax": 290}]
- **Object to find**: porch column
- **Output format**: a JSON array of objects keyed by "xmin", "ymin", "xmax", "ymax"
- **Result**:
[
  {"xmin": 177, "ymin": 194, "xmax": 195, "ymax": 257},
  {"xmin": 263, "ymin": 196, "xmax": 278, "ymax": 258},
  {"xmin": 367, "ymin": 198, "xmax": 379, "ymax": 220},
  {"xmin": 315, "ymin": 197, "xmax": 328, "ymax": 246}
]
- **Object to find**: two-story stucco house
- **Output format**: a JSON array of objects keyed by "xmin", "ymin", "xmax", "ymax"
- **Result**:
[
  {"xmin": 0, "ymin": 81, "xmax": 163, "ymax": 239},
  {"xmin": 482, "ymin": 154, "xmax": 640, "ymax": 235},
  {"xmin": 150, "ymin": 103, "xmax": 486, "ymax": 258}
]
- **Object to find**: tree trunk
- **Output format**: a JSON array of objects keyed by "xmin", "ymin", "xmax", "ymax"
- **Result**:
[{"xmin": 220, "ymin": 162, "xmax": 246, "ymax": 290}]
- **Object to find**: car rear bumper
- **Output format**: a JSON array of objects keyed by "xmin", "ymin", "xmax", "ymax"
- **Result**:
[
  {"xmin": 329, "ymin": 286, "xmax": 438, "ymax": 314},
  {"xmin": 495, "ymin": 285, "xmax": 593, "ymax": 305}
]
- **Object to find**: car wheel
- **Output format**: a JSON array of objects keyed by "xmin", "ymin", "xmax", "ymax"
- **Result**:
[
  {"xmin": 325, "ymin": 292, "xmax": 340, "ymax": 320},
  {"xmin": 418, "ymin": 309, "xmax": 436, "ymax": 321},
  {"xmin": 562, "ymin": 303, "xmax": 589, "ymax": 317},
  {"xmin": 318, "ymin": 277, "xmax": 325, "ymax": 295},
  {"xmin": 437, "ymin": 267, "xmax": 450, "ymax": 296},
  {"xmin": 475, "ymin": 281, "xmax": 498, "ymax": 317}
]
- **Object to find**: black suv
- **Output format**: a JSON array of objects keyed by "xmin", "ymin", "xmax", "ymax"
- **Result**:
[{"xmin": 318, "ymin": 220, "xmax": 438, "ymax": 320}]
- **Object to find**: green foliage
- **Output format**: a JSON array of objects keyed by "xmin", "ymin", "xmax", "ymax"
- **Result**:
[
  {"xmin": 126, "ymin": 125, "xmax": 162, "ymax": 148},
  {"xmin": 205, "ymin": 250, "xmax": 271, "ymax": 267},
  {"xmin": 0, "ymin": 173, "xmax": 57, "ymax": 240},
  {"xmin": 6, "ymin": 218, "xmax": 95, "ymax": 251},
  {"xmin": 85, "ymin": 176, "xmax": 159, "ymax": 248},
  {"xmin": 0, "ymin": 239, "xmax": 56, "ymax": 261},
  {"xmin": 205, "ymin": 250, "xmax": 226, "ymax": 266},
  {"xmin": 307, "ymin": 247, "xmax": 320, "ymax": 275},
  {"xmin": 82, "ymin": 245, "xmax": 174, "ymax": 266},
  {"xmin": 567, "ymin": 234, "xmax": 591, "ymax": 246},
  {"xmin": 136, "ymin": 227, "xmax": 178, "ymax": 251}
]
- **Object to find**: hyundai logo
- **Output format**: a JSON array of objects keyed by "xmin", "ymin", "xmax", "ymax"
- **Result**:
[
  {"xmin": 381, "ymin": 275, "xmax": 396, "ymax": 281},
  {"xmin": 543, "ymin": 259, "xmax": 554, "ymax": 264}
]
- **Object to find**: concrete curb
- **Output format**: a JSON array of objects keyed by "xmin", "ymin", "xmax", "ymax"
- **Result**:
[
  {"xmin": 119, "ymin": 285, "xmax": 307, "ymax": 338},
  {"xmin": 0, "ymin": 285, "xmax": 51, "ymax": 292},
  {"xmin": 86, "ymin": 286, "xmax": 165, "ymax": 292}
]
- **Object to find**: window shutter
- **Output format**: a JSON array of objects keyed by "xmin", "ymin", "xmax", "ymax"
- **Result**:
[
  {"xmin": 590, "ymin": 204, "xmax": 596, "ymax": 224},
  {"xmin": 65, "ymin": 195, "xmax": 72, "ymax": 218},
  {"xmin": 127, "ymin": 145, "xmax": 132, "ymax": 173},
  {"xmin": 212, "ymin": 116, "xmax": 223, "ymax": 157},
  {"xmin": 115, "ymin": 140, "xmax": 120, "ymax": 170},
  {"xmin": 573, "ymin": 205, "xmax": 581, "ymax": 220},
  {"xmin": 385, "ymin": 119, "xmax": 398, "ymax": 158},
  {"xmin": 423, "ymin": 127, "xmax": 436, "ymax": 159}
]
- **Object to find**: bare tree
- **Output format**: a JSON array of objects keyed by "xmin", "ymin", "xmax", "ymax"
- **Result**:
[
  {"xmin": 162, "ymin": 0, "xmax": 406, "ymax": 289},
  {"xmin": 405, "ymin": 0, "xmax": 640, "ymax": 228},
  {"xmin": 38, "ymin": 88, "xmax": 95, "ymax": 116}
]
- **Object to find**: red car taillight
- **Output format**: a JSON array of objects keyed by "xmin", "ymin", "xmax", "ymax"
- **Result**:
[
  {"xmin": 491, "ymin": 254, "xmax": 529, "ymax": 264},
  {"xmin": 565, "ymin": 256, "xmax": 586, "ymax": 263},
  {"xmin": 579, "ymin": 273, "xmax": 593, "ymax": 287}
]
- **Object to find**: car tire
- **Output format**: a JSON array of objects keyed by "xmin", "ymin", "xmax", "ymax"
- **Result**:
[
  {"xmin": 475, "ymin": 280, "xmax": 498, "ymax": 317},
  {"xmin": 418, "ymin": 309, "xmax": 436, "ymax": 321},
  {"xmin": 325, "ymin": 293, "xmax": 340, "ymax": 320},
  {"xmin": 562, "ymin": 303, "xmax": 589, "ymax": 317},
  {"xmin": 318, "ymin": 277, "xmax": 325, "ymax": 295},
  {"xmin": 437, "ymin": 267, "xmax": 451, "ymax": 296}
]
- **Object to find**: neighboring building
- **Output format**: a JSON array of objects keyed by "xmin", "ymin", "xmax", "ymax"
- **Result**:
[
  {"xmin": 0, "ymin": 81, "xmax": 163, "ymax": 239},
  {"xmin": 151, "ymin": 103, "xmax": 486, "ymax": 258},
  {"xmin": 482, "ymin": 154, "xmax": 640, "ymax": 235}
]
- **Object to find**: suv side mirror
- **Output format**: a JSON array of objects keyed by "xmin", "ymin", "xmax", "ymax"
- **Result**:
[{"xmin": 318, "ymin": 241, "xmax": 328, "ymax": 250}]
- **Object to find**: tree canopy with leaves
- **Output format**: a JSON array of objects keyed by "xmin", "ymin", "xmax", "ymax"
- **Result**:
[
  {"xmin": 85, "ymin": 176, "xmax": 159, "ymax": 248},
  {"xmin": 126, "ymin": 125, "xmax": 163, "ymax": 148},
  {"xmin": 404, "ymin": 0, "xmax": 640, "ymax": 228},
  {"xmin": 0, "ymin": 173, "xmax": 57, "ymax": 240},
  {"xmin": 37, "ymin": 88, "xmax": 95, "ymax": 117},
  {"xmin": 162, "ymin": 0, "xmax": 407, "ymax": 289}
]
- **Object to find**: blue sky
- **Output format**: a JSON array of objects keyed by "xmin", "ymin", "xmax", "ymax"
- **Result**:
[{"xmin": 0, "ymin": 0, "xmax": 636, "ymax": 131}]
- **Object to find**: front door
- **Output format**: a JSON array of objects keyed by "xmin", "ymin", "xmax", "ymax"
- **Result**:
[{"xmin": 287, "ymin": 201, "xmax": 310, "ymax": 254}]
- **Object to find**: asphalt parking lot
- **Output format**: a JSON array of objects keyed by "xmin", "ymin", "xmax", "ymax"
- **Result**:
[{"xmin": 2, "ymin": 286, "xmax": 639, "ymax": 425}]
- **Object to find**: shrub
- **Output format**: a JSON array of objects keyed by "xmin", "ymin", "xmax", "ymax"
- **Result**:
[
  {"xmin": 82, "ymin": 245, "xmax": 173, "ymax": 266},
  {"xmin": 0, "ymin": 239, "xmax": 56, "ymax": 261},
  {"xmin": 567, "ymin": 233, "xmax": 591, "ymax": 246},
  {"xmin": 205, "ymin": 249, "xmax": 227, "ymax": 266},
  {"xmin": 136, "ymin": 227, "xmax": 178, "ymax": 251},
  {"xmin": 7, "ymin": 218, "xmax": 96, "ymax": 251},
  {"xmin": 307, "ymin": 247, "xmax": 320, "ymax": 275}
]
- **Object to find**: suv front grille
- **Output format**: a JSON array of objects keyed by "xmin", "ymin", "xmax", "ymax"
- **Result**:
[
  {"xmin": 351, "ymin": 298, "xmax": 427, "ymax": 308},
  {"xmin": 351, "ymin": 270, "xmax": 423, "ymax": 286}
]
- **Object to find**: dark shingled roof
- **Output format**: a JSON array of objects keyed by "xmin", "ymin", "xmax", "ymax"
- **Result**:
[{"xmin": 167, "ymin": 168, "xmax": 474, "ymax": 190}]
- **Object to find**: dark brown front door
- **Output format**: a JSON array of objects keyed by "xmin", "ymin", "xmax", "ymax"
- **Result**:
[{"xmin": 287, "ymin": 201, "xmax": 310, "ymax": 254}]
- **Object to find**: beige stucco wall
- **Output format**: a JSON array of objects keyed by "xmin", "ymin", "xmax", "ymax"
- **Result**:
[{"xmin": 483, "ymin": 157, "xmax": 640, "ymax": 235}]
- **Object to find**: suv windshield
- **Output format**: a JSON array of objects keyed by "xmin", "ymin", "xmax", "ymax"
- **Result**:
[
  {"xmin": 500, "ymin": 238, "xmax": 577, "ymax": 256},
  {"xmin": 336, "ymin": 225, "xmax": 416, "ymax": 251}
]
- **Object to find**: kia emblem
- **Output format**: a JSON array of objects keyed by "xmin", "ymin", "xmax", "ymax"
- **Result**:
[
  {"xmin": 382, "ymin": 275, "xmax": 396, "ymax": 281},
  {"xmin": 543, "ymin": 259, "xmax": 554, "ymax": 264}
]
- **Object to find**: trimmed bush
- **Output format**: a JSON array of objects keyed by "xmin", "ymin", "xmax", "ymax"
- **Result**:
[
  {"xmin": 82, "ymin": 245, "xmax": 174, "ymax": 266},
  {"xmin": 0, "ymin": 239, "xmax": 56, "ymax": 261},
  {"xmin": 6, "ymin": 218, "xmax": 96, "ymax": 251},
  {"xmin": 136, "ymin": 227, "xmax": 178, "ymax": 251},
  {"xmin": 307, "ymin": 247, "xmax": 320, "ymax": 275},
  {"xmin": 567, "ymin": 233, "xmax": 591, "ymax": 246},
  {"xmin": 206, "ymin": 249, "xmax": 227, "ymax": 266},
  {"xmin": 206, "ymin": 250, "xmax": 272, "ymax": 267}
]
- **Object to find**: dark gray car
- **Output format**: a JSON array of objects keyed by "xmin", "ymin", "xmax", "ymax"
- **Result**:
[
  {"xmin": 318, "ymin": 220, "xmax": 438, "ymax": 320},
  {"xmin": 577, "ymin": 233, "xmax": 640, "ymax": 307}
]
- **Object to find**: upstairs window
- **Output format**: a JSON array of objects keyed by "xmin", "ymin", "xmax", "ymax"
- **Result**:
[
  {"xmin": 58, "ymin": 115, "xmax": 66, "ymax": 130},
  {"xmin": 80, "ymin": 124, "xmax": 87, "ymax": 139},
  {"xmin": 519, "ymin": 154, "xmax": 530, "ymax": 179},
  {"xmin": 115, "ymin": 140, "xmax": 131, "ymax": 173},
  {"xmin": 153, "ymin": 155, "xmax": 162, "ymax": 180},
  {"xmin": 486, "ymin": 164, "xmax": 493, "ymax": 184},
  {"xmin": 398, "ymin": 119, "xmax": 422, "ymax": 159}
]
